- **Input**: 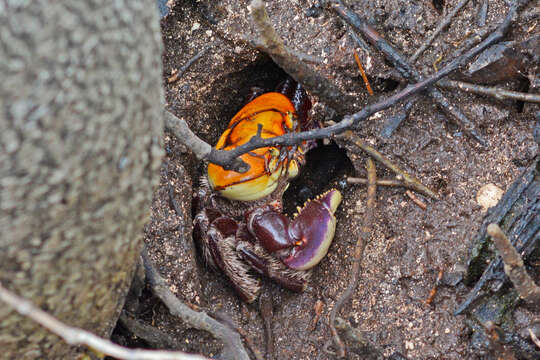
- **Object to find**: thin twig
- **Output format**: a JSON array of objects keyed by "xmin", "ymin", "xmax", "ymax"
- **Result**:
[
  {"xmin": 329, "ymin": 157, "xmax": 377, "ymax": 358},
  {"xmin": 410, "ymin": 0, "xmax": 471, "ymax": 62},
  {"xmin": 309, "ymin": 300, "xmax": 325, "ymax": 332},
  {"xmin": 477, "ymin": 0, "xmax": 488, "ymax": 27},
  {"xmin": 353, "ymin": 51, "xmax": 374, "ymax": 95},
  {"xmin": 348, "ymin": 177, "xmax": 409, "ymax": 187},
  {"xmin": 349, "ymin": 176, "xmax": 432, "ymax": 202},
  {"xmin": 142, "ymin": 248, "xmax": 250, "ymax": 360},
  {"xmin": 438, "ymin": 79, "xmax": 540, "ymax": 104},
  {"xmin": 405, "ymin": 190, "xmax": 428, "ymax": 210},
  {"xmin": 379, "ymin": 100, "xmax": 415, "ymax": 138},
  {"xmin": 343, "ymin": 131, "xmax": 438, "ymax": 199},
  {"xmin": 163, "ymin": 109, "xmax": 249, "ymax": 172},
  {"xmin": 251, "ymin": 38, "xmax": 325, "ymax": 64},
  {"xmin": 529, "ymin": 328, "xmax": 540, "ymax": 348},
  {"xmin": 249, "ymin": 0, "xmax": 350, "ymax": 113},
  {"xmin": 486, "ymin": 224, "xmax": 540, "ymax": 307},
  {"xmin": 425, "ymin": 269, "xmax": 444, "ymax": 306},
  {"xmin": 0, "ymin": 283, "xmax": 208, "ymax": 360},
  {"xmin": 168, "ymin": 44, "xmax": 213, "ymax": 83}
]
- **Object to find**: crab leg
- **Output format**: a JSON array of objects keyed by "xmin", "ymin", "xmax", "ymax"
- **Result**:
[
  {"xmin": 206, "ymin": 230, "xmax": 260, "ymax": 303},
  {"xmin": 194, "ymin": 209, "xmax": 262, "ymax": 303},
  {"xmin": 236, "ymin": 241, "xmax": 309, "ymax": 293}
]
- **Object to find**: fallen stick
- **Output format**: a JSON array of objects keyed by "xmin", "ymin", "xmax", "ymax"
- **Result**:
[
  {"xmin": 249, "ymin": 0, "xmax": 350, "ymax": 114},
  {"xmin": 438, "ymin": 79, "xmax": 540, "ymax": 104},
  {"xmin": 142, "ymin": 249, "xmax": 250, "ymax": 360},
  {"xmin": 343, "ymin": 131, "xmax": 438, "ymax": 200},
  {"xmin": 328, "ymin": 157, "xmax": 377, "ymax": 358},
  {"xmin": 487, "ymin": 224, "xmax": 540, "ymax": 308},
  {"xmin": 0, "ymin": 282, "xmax": 208, "ymax": 360}
]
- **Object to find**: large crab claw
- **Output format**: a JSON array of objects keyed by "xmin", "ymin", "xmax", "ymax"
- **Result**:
[{"xmin": 246, "ymin": 189, "xmax": 342, "ymax": 270}]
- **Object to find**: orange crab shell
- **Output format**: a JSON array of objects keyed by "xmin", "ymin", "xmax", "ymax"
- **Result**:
[{"xmin": 208, "ymin": 92, "xmax": 302, "ymax": 201}]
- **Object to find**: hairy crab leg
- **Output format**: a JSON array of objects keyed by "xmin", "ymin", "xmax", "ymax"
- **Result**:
[
  {"xmin": 194, "ymin": 205, "xmax": 262, "ymax": 303},
  {"xmin": 236, "ymin": 241, "xmax": 309, "ymax": 292},
  {"xmin": 206, "ymin": 229, "xmax": 261, "ymax": 303}
]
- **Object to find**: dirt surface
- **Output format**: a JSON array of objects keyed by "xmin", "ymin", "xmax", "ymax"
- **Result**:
[{"xmin": 137, "ymin": 1, "xmax": 539, "ymax": 359}]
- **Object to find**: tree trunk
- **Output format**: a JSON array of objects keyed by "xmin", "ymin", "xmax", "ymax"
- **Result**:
[{"xmin": 0, "ymin": 1, "xmax": 163, "ymax": 358}]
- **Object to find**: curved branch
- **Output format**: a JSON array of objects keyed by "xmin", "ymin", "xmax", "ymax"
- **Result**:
[
  {"xmin": 141, "ymin": 249, "xmax": 250, "ymax": 360},
  {"xmin": 329, "ymin": 157, "xmax": 377, "ymax": 358},
  {"xmin": 0, "ymin": 282, "xmax": 208, "ymax": 360}
]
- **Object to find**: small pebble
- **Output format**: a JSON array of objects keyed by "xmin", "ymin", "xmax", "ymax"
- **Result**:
[{"xmin": 476, "ymin": 183, "xmax": 504, "ymax": 211}]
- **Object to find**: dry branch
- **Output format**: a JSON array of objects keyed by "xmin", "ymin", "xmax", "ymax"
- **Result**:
[
  {"xmin": 249, "ymin": 0, "xmax": 350, "ymax": 114},
  {"xmin": 343, "ymin": 131, "xmax": 438, "ymax": 199},
  {"xmin": 329, "ymin": 157, "xmax": 377, "ymax": 358},
  {"xmin": 348, "ymin": 177, "xmax": 410, "ymax": 187},
  {"xmin": 141, "ymin": 249, "xmax": 250, "ymax": 360},
  {"xmin": 438, "ymin": 79, "xmax": 540, "ymax": 104},
  {"xmin": 168, "ymin": 45, "xmax": 212, "ymax": 84},
  {"xmin": 487, "ymin": 224, "xmax": 540, "ymax": 307},
  {"xmin": 477, "ymin": 0, "xmax": 488, "ymax": 27},
  {"xmin": 405, "ymin": 190, "xmax": 428, "ymax": 210},
  {"xmin": 0, "ymin": 283, "xmax": 208, "ymax": 360},
  {"xmin": 529, "ymin": 327, "xmax": 540, "ymax": 348}
]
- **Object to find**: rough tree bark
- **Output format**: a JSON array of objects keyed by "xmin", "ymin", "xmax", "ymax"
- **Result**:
[{"xmin": 0, "ymin": 1, "xmax": 163, "ymax": 358}]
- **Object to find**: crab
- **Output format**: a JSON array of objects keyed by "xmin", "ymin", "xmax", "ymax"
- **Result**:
[{"xmin": 193, "ymin": 79, "xmax": 342, "ymax": 303}]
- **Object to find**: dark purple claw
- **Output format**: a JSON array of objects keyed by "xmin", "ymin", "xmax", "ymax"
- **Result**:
[
  {"xmin": 213, "ymin": 216, "xmax": 238, "ymax": 237},
  {"xmin": 283, "ymin": 189, "xmax": 342, "ymax": 270},
  {"xmin": 247, "ymin": 206, "xmax": 295, "ymax": 252},
  {"xmin": 247, "ymin": 189, "xmax": 342, "ymax": 271}
]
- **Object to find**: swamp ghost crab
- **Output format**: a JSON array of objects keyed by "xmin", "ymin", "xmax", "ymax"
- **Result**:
[{"xmin": 193, "ymin": 79, "xmax": 342, "ymax": 302}]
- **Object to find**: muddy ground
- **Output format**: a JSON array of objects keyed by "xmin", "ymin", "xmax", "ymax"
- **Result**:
[{"xmin": 124, "ymin": 1, "xmax": 538, "ymax": 359}]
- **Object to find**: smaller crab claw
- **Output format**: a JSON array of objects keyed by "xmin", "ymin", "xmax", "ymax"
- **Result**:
[{"xmin": 247, "ymin": 189, "xmax": 342, "ymax": 271}]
